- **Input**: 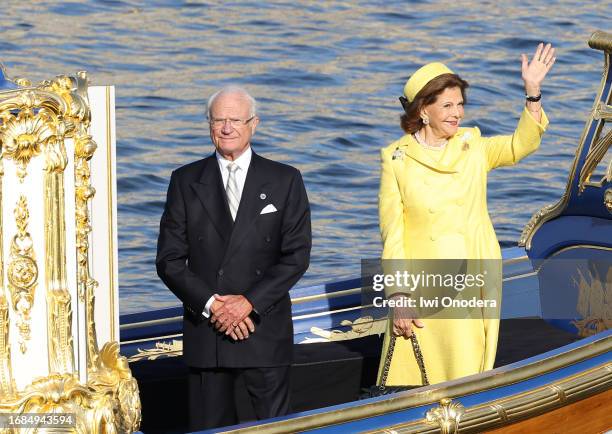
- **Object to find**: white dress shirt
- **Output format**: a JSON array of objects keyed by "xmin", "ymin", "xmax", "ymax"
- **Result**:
[
  {"xmin": 216, "ymin": 146, "xmax": 251, "ymax": 198},
  {"xmin": 202, "ymin": 146, "xmax": 253, "ymax": 318}
]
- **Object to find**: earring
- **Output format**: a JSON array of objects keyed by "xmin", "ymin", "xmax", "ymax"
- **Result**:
[{"xmin": 422, "ymin": 116, "xmax": 429, "ymax": 125}]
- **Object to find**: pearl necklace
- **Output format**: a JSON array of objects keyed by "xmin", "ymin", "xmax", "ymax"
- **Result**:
[{"xmin": 414, "ymin": 131, "xmax": 448, "ymax": 151}]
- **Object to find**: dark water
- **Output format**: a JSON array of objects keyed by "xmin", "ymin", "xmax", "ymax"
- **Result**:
[{"xmin": 0, "ymin": 1, "xmax": 609, "ymax": 313}]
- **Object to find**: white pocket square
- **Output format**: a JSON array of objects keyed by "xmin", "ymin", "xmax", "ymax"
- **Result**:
[{"xmin": 260, "ymin": 204, "xmax": 277, "ymax": 214}]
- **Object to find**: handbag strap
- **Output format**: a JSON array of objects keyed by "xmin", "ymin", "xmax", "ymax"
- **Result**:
[{"xmin": 379, "ymin": 333, "xmax": 429, "ymax": 389}]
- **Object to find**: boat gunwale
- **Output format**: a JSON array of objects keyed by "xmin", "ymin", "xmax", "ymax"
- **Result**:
[
  {"xmin": 214, "ymin": 331, "xmax": 611, "ymax": 433},
  {"xmin": 357, "ymin": 362, "xmax": 612, "ymax": 434}
]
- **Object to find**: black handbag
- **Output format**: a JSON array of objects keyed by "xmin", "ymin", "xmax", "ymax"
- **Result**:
[{"xmin": 360, "ymin": 333, "xmax": 429, "ymax": 399}]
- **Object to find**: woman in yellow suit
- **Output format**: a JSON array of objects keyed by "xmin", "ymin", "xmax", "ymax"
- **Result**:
[{"xmin": 378, "ymin": 43, "xmax": 556, "ymax": 385}]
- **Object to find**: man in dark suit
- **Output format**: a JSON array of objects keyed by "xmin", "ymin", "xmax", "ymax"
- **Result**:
[{"xmin": 156, "ymin": 86, "xmax": 311, "ymax": 431}]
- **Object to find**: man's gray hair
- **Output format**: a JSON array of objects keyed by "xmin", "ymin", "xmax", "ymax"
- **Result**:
[{"xmin": 207, "ymin": 85, "xmax": 257, "ymax": 118}]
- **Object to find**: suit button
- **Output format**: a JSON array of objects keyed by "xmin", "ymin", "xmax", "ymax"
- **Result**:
[
  {"xmin": 429, "ymin": 207, "xmax": 435, "ymax": 214},
  {"xmin": 255, "ymin": 269, "xmax": 261, "ymax": 276},
  {"xmin": 430, "ymin": 235, "xmax": 436, "ymax": 241},
  {"xmin": 218, "ymin": 269, "xmax": 224, "ymax": 276},
  {"xmin": 265, "ymin": 236, "xmax": 271, "ymax": 243}
]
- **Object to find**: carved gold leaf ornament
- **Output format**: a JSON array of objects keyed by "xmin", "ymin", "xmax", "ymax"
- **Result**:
[
  {"xmin": 307, "ymin": 315, "xmax": 388, "ymax": 342},
  {"xmin": 0, "ymin": 371, "xmax": 136, "ymax": 433},
  {"xmin": 426, "ymin": 398, "xmax": 465, "ymax": 434},
  {"xmin": 128, "ymin": 339, "xmax": 183, "ymax": 362},
  {"xmin": 571, "ymin": 265, "xmax": 612, "ymax": 337},
  {"xmin": 7, "ymin": 195, "xmax": 38, "ymax": 354},
  {"xmin": 1, "ymin": 112, "xmax": 55, "ymax": 181}
]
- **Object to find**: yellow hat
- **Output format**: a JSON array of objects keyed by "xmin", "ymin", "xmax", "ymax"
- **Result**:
[{"xmin": 403, "ymin": 62, "xmax": 454, "ymax": 102}]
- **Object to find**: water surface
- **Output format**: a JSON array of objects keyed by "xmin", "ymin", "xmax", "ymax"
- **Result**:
[{"xmin": 0, "ymin": 0, "xmax": 609, "ymax": 312}]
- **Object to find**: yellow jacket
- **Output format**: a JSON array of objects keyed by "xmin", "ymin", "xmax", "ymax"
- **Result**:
[{"xmin": 378, "ymin": 107, "xmax": 548, "ymax": 384}]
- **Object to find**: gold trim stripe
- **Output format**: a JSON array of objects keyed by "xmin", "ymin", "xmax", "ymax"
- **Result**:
[{"xmin": 106, "ymin": 86, "xmax": 116, "ymax": 342}]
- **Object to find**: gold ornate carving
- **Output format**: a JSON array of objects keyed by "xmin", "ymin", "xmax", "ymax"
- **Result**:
[
  {"xmin": 518, "ymin": 202, "xmax": 557, "ymax": 247},
  {"xmin": 128, "ymin": 339, "xmax": 183, "ymax": 362},
  {"xmin": 0, "ymin": 358, "xmax": 141, "ymax": 433},
  {"xmin": 74, "ymin": 132, "xmax": 100, "ymax": 369},
  {"xmin": 425, "ymin": 398, "xmax": 465, "ymax": 434},
  {"xmin": 75, "ymin": 134, "xmax": 97, "ymax": 305},
  {"xmin": 605, "ymin": 188, "xmax": 612, "ymax": 213},
  {"xmin": 0, "ymin": 67, "xmax": 140, "ymax": 430},
  {"xmin": 68, "ymin": 72, "xmax": 140, "ymax": 431},
  {"xmin": 7, "ymin": 195, "xmax": 38, "ymax": 354},
  {"xmin": 306, "ymin": 315, "xmax": 388, "ymax": 342},
  {"xmin": 579, "ymin": 128, "xmax": 612, "ymax": 191},
  {"xmin": 593, "ymin": 101, "xmax": 612, "ymax": 121},
  {"xmin": 572, "ymin": 266, "xmax": 612, "ymax": 337},
  {"xmin": 88, "ymin": 342, "xmax": 142, "ymax": 433},
  {"xmin": 0, "ymin": 91, "xmax": 61, "ymax": 181}
]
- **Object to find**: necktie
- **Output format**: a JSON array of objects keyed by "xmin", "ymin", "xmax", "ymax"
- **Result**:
[{"xmin": 226, "ymin": 163, "xmax": 240, "ymax": 221}]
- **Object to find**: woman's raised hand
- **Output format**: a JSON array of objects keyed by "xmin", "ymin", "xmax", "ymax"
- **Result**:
[{"xmin": 521, "ymin": 42, "xmax": 556, "ymax": 95}]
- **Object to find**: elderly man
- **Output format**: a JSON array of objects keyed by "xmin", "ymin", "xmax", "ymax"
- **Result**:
[{"xmin": 156, "ymin": 86, "xmax": 311, "ymax": 430}]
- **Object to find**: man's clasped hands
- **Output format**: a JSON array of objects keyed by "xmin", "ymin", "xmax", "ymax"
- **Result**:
[{"xmin": 210, "ymin": 294, "xmax": 256, "ymax": 341}]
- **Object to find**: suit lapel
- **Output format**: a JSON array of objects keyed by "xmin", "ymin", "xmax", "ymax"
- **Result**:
[
  {"xmin": 223, "ymin": 152, "xmax": 270, "ymax": 262},
  {"xmin": 190, "ymin": 155, "xmax": 233, "ymax": 241}
]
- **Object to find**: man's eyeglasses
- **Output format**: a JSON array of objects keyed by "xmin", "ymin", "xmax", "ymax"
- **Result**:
[{"xmin": 209, "ymin": 116, "xmax": 255, "ymax": 128}]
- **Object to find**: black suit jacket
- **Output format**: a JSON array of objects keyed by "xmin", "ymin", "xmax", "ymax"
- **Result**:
[{"xmin": 156, "ymin": 151, "xmax": 311, "ymax": 368}]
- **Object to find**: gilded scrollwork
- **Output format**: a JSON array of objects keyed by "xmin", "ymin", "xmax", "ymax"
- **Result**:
[
  {"xmin": 7, "ymin": 195, "xmax": 38, "ymax": 354},
  {"xmin": 73, "ymin": 128, "xmax": 101, "ymax": 369},
  {"xmin": 518, "ymin": 202, "xmax": 556, "ymax": 248},
  {"xmin": 88, "ymin": 342, "xmax": 142, "ymax": 433},
  {"xmin": 128, "ymin": 339, "xmax": 183, "ymax": 362},
  {"xmin": 305, "ymin": 315, "xmax": 388, "ymax": 343},
  {"xmin": 0, "ymin": 367, "xmax": 140, "ymax": 434},
  {"xmin": 1, "ymin": 111, "xmax": 53, "ymax": 181}
]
